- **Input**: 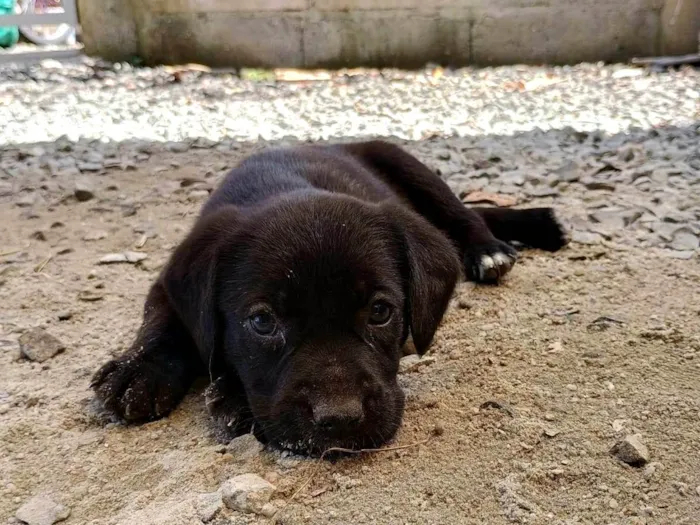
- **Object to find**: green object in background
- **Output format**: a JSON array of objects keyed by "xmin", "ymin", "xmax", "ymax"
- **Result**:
[{"xmin": 0, "ymin": 0, "xmax": 20, "ymax": 48}]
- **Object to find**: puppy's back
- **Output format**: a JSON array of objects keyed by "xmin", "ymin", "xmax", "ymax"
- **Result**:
[{"xmin": 203, "ymin": 145, "xmax": 395, "ymax": 216}]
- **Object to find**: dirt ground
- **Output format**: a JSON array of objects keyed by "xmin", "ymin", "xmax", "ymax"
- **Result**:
[{"xmin": 1, "ymin": 139, "xmax": 699, "ymax": 525}]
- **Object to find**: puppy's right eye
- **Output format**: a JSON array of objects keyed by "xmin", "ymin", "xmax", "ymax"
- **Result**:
[
  {"xmin": 250, "ymin": 312, "xmax": 277, "ymax": 336},
  {"xmin": 368, "ymin": 300, "xmax": 393, "ymax": 325}
]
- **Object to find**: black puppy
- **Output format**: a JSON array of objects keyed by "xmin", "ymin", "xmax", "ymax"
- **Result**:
[{"xmin": 92, "ymin": 140, "xmax": 567, "ymax": 455}]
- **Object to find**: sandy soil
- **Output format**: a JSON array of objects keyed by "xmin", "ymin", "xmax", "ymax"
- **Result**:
[{"xmin": 1, "ymin": 140, "xmax": 699, "ymax": 525}]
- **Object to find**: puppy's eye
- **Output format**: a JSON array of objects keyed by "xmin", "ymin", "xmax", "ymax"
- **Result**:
[
  {"xmin": 368, "ymin": 301, "xmax": 393, "ymax": 325},
  {"xmin": 250, "ymin": 312, "xmax": 277, "ymax": 335}
]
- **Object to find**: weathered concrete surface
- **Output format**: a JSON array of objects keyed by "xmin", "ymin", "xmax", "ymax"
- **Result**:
[
  {"xmin": 136, "ymin": 12, "xmax": 305, "ymax": 67},
  {"xmin": 78, "ymin": 0, "xmax": 700, "ymax": 67},
  {"xmin": 661, "ymin": 0, "xmax": 700, "ymax": 56},
  {"xmin": 147, "ymin": 0, "xmax": 307, "ymax": 12},
  {"xmin": 471, "ymin": 1, "xmax": 661, "ymax": 65},
  {"xmin": 304, "ymin": 10, "xmax": 472, "ymax": 68},
  {"xmin": 78, "ymin": 0, "xmax": 138, "ymax": 63}
]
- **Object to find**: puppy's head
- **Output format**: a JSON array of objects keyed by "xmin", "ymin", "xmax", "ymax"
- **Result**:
[{"xmin": 163, "ymin": 194, "xmax": 460, "ymax": 455}]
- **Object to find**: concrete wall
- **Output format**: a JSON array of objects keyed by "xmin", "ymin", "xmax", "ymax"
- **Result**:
[{"xmin": 79, "ymin": 0, "xmax": 700, "ymax": 67}]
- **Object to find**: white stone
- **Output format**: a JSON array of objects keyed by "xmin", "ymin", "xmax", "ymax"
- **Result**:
[
  {"xmin": 15, "ymin": 495, "xmax": 70, "ymax": 525},
  {"xmin": 399, "ymin": 354, "xmax": 436, "ymax": 374},
  {"xmin": 220, "ymin": 474, "xmax": 276, "ymax": 514},
  {"xmin": 99, "ymin": 251, "xmax": 148, "ymax": 264}
]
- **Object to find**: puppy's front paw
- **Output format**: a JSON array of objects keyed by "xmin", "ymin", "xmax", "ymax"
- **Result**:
[
  {"xmin": 464, "ymin": 240, "xmax": 518, "ymax": 283},
  {"xmin": 91, "ymin": 357, "xmax": 186, "ymax": 423},
  {"xmin": 205, "ymin": 376, "xmax": 252, "ymax": 443}
]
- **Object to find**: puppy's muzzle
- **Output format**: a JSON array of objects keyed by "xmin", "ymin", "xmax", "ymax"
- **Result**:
[{"xmin": 312, "ymin": 397, "xmax": 365, "ymax": 435}]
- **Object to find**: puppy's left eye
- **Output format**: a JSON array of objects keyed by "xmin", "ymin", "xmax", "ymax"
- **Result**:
[
  {"xmin": 250, "ymin": 312, "xmax": 277, "ymax": 335},
  {"xmin": 369, "ymin": 301, "xmax": 393, "ymax": 325}
]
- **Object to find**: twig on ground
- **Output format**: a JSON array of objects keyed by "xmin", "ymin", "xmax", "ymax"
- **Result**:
[
  {"xmin": 34, "ymin": 254, "xmax": 53, "ymax": 273},
  {"xmin": 631, "ymin": 53, "xmax": 700, "ymax": 68}
]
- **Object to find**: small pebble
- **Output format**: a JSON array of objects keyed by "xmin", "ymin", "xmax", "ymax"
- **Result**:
[
  {"xmin": 166, "ymin": 141, "xmax": 190, "ymax": 153},
  {"xmin": 457, "ymin": 299, "xmax": 471, "ymax": 309},
  {"xmin": 83, "ymin": 230, "xmax": 108, "ymax": 242},
  {"xmin": 188, "ymin": 189, "xmax": 210, "ymax": 201},
  {"xmin": 642, "ymin": 462, "xmax": 660, "ymax": 480},
  {"xmin": 226, "ymin": 433, "xmax": 263, "ymax": 461},
  {"xmin": 196, "ymin": 492, "xmax": 222, "ymax": 523},
  {"xmin": 432, "ymin": 423, "xmax": 445, "ymax": 436},
  {"xmin": 548, "ymin": 341, "xmax": 563, "ymax": 352},
  {"xmin": 74, "ymin": 179, "xmax": 95, "ymax": 202},
  {"xmin": 260, "ymin": 503, "xmax": 278, "ymax": 518},
  {"xmin": 19, "ymin": 328, "xmax": 66, "ymax": 363},
  {"xmin": 669, "ymin": 228, "xmax": 699, "ymax": 251},
  {"xmin": 77, "ymin": 162, "xmax": 103, "ymax": 172},
  {"xmin": 99, "ymin": 251, "xmax": 148, "ymax": 264},
  {"xmin": 610, "ymin": 434, "xmax": 650, "ymax": 466}
]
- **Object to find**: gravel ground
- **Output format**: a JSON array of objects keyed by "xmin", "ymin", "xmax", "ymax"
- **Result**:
[
  {"xmin": 1, "ymin": 59, "xmax": 699, "ymax": 143},
  {"xmin": 1, "ymin": 60, "xmax": 699, "ymax": 525}
]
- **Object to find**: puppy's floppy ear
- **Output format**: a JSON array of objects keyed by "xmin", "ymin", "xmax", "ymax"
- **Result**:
[
  {"xmin": 383, "ymin": 202, "xmax": 461, "ymax": 355},
  {"xmin": 160, "ymin": 205, "xmax": 242, "ymax": 365}
]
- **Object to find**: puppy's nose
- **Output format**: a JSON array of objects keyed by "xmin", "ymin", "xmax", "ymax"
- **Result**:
[{"xmin": 312, "ymin": 398, "xmax": 364, "ymax": 432}]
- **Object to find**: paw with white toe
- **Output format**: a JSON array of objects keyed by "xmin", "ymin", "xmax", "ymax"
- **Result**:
[{"xmin": 464, "ymin": 240, "xmax": 518, "ymax": 283}]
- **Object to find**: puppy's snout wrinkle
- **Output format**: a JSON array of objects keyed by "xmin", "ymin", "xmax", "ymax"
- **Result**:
[{"xmin": 312, "ymin": 397, "xmax": 364, "ymax": 433}]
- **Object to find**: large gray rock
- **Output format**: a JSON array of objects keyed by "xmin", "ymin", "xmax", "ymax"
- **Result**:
[
  {"xmin": 15, "ymin": 495, "xmax": 70, "ymax": 525},
  {"xmin": 221, "ymin": 474, "xmax": 276, "ymax": 515}
]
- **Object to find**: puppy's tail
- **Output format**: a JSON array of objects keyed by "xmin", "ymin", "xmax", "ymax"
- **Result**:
[{"xmin": 473, "ymin": 207, "xmax": 569, "ymax": 252}]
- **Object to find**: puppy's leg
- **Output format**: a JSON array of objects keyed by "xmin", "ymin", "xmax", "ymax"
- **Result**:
[
  {"xmin": 343, "ymin": 140, "xmax": 518, "ymax": 283},
  {"xmin": 204, "ymin": 374, "xmax": 254, "ymax": 443},
  {"xmin": 473, "ymin": 207, "xmax": 569, "ymax": 252},
  {"xmin": 91, "ymin": 282, "xmax": 202, "ymax": 422}
]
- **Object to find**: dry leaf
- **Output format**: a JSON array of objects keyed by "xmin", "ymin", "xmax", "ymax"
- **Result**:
[
  {"xmin": 503, "ymin": 80, "xmax": 525, "ymax": 91},
  {"xmin": 163, "ymin": 63, "xmax": 211, "ymax": 73},
  {"xmin": 523, "ymin": 77, "xmax": 565, "ymax": 91},
  {"xmin": 462, "ymin": 191, "xmax": 518, "ymax": 207},
  {"xmin": 274, "ymin": 69, "xmax": 332, "ymax": 82},
  {"xmin": 503, "ymin": 77, "xmax": 564, "ymax": 92}
]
